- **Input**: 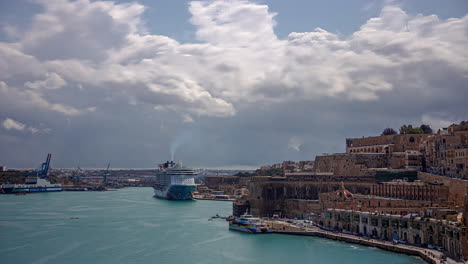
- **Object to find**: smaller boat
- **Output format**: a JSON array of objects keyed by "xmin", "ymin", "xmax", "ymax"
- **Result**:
[{"xmin": 229, "ymin": 212, "xmax": 273, "ymax": 234}]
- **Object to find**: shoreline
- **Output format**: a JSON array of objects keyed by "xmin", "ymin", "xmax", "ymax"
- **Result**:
[
  {"xmin": 194, "ymin": 198, "xmax": 234, "ymax": 201},
  {"xmin": 266, "ymin": 221, "xmax": 462, "ymax": 264}
]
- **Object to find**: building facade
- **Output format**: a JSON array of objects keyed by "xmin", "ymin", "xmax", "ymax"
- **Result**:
[
  {"xmin": 321, "ymin": 208, "xmax": 468, "ymax": 260},
  {"xmin": 370, "ymin": 181, "xmax": 449, "ymax": 202}
]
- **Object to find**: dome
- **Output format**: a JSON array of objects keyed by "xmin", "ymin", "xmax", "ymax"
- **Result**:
[
  {"xmin": 335, "ymin": 182, "xmax": 353, "ymax": 199},
  {"xmin": 335, "ymin": 189, "xmax": 353, "ymax": 198}
]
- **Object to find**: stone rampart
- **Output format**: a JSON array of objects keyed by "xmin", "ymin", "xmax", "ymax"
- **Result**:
[
  {"xmin": 313, "ymin": 153, "xmax": 388, "ymax": 176},
  {"xmin": 418, "ymin": 172, "xmax": 468, "ymax": 207},
  {"xmin": 249, "ymin": 181, "xmax": 372, "ymax": 217}
]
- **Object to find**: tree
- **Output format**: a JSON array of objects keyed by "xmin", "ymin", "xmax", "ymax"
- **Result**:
[
  {"xmin": 419, "ymin": 124, "xmax": 433, "ymax": 134},
  {"xmin": 400, "ymin": 124, "xmax": 424, "ymax": 134},
  {"xmin": 252, "ymin": 167, "xmax": 284, "ymax": 177},
  {"xmin": 381, "ymin": 128, "xmax": 397, "ymax": 136},
  {"xmin": 400, "ymin": 124, "xmax": 411, "ymax": 134},
  {"xmin": 234, "ymin": 171, "xmax": 253, "ymax": 177}
]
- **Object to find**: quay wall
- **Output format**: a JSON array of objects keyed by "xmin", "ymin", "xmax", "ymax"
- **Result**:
[{"xmin": 276, "ymin": 230, "xmax": 438, "ymax": 264}]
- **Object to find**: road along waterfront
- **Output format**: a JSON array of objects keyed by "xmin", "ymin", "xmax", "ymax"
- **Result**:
[
  {"xmin": 265, "ymin": 220, "xmax": 463, "ymax": 264},
  {"xmin": 0, "ymin": 187, "xmax": 425, "ymax": 264}
]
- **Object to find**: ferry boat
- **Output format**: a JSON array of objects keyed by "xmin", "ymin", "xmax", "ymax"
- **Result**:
[
  {"xmin": 229, "ymin": 212, "xmax": 273, "ymax": 234},
  {"xmin": 0, "ymin": 153, "xmax": 62, "ymax": 194},
  {"xmin": 1, "ymin": 177, "xmax": 62, "ymax": 193},
  {"xmin": 153, "ymin": 161, "xmax": 196, "ymax": 200}
]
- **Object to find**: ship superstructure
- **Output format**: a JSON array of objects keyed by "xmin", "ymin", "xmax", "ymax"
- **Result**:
[{"xmin": 153, "ymin": 161, "xmax": 196, "ymax": 200}]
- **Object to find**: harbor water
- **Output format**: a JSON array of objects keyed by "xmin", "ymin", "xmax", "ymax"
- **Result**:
[{"xmin": 0, "ymin": 188, "xmax": 425, "ymax": 264}]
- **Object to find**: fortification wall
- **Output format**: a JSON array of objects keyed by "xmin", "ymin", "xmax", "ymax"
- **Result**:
[
  {"xmin": 346, "ymin": 135, "xmax": 395, "ymax": 147},
  {"xmin": 205, "ymin": 175, "xmax": 241, "ymax": 189},
  {"xmin": 313, "ymin": 153, "xmax": 388, "ymax": 176},
  {"xmin": 418, "ymin": 172, "xmax": 468, "ymax": 207},
  {"xmin": 249, "ymin": 181, "xmax": 372, "ymax": 217},
  {"xmin": 347, "ymin": 134, "xmax": 428, "ymax": 152}
]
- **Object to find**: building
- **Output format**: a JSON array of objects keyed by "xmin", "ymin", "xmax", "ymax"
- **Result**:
[
  {"xmin": 370, "ymin": 181, "xmax": 449, "ymax": 202},
  {"xmin": 423, "ymin": 122, "xmax": 468, "ymax": 179},
  {"xmin": 321, "ymin": 208, "xmax": 468, "ymax": 260},
  {"xmin": 319, "ymin": 183, "xmax": 453, "ymax": 218},
  {"xmin": 346, "ymin": 134, "xmax": 427, "ymax": 154},
  {"xmin": 345, "ymin": 134, "xmax": 427, "ymax": 170},
  {"xmin": 344, "ymin": 121, "xmax": 468, "ymax": 178}
]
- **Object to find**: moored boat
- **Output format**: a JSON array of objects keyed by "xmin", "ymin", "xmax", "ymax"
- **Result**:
[
  {"xmin": 0, "ymin": 153, "xmax": 62, "ymax": 194},
  {"xmin": 229, "ymin": 212, "xmax": 273, "ymax": 234},
  {"xmin": 1, "ymin": 177, "xmax": 62, "ymax": 194}
]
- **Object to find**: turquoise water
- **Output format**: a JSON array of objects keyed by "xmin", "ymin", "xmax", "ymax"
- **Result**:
[{"xmin": 0, "ymin": 188, "xmax": 424, "ymax": 264}]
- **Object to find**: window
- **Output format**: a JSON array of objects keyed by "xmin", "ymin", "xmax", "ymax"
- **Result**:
[
  {"xmin": 409, "ymin": 137, "xmax": 415, "ymax": 143},
  {"xmin": 399, "ymin": 221, "xmax": 408, "ymax": 228},
  {"xmin": 382, "ymin": 219, "xmax": 389, "ymax": 227}
]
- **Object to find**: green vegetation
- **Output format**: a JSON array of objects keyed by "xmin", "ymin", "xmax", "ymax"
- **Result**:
[
  {"xmin": 419, "ymin": 124, "xmax": 433, "ymax": 134},
  {"xmin": 381, "ymin": 128, "xmax": 397, "ymax": 136},
  {"xmin": 235, "ymin": 167, "xmax": 284, "ymax": 177},
  {"xmin": 380, "ymin": 124, "xmax": 433, "ymax": 135},
  {"xmin": 399, "ymin": 124, "xmax": 424, "ymax": 134},
  {"xmin": 253, "ymin": 167, "xmax": 284, "ymax": 176},
  {"xmin": 399, "ymin": 124, "xmax": 433, "ymax": 134},
  {"xmin": 234, "ymin": 171, "xmax": 253, "ymax": 177}
]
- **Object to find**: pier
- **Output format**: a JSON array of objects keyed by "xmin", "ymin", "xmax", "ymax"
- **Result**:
[{"xmin": 265, "ymin": 221, "xmax": 464, "ymax": 264}]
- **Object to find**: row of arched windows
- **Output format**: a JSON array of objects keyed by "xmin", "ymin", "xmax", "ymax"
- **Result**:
[{"xmin": 349, "ymin": 146, "xmax": 389, "ymax": 153}]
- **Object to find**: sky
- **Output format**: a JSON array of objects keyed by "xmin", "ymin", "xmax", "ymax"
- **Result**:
[{"xmin": 0, "ymin": 0, "xmax": 467, "ymax": 169}]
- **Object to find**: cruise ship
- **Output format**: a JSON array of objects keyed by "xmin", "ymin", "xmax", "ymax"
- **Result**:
[{"xmin": 153, "ymin": 161, "xmax": 197, "ymax": 200}]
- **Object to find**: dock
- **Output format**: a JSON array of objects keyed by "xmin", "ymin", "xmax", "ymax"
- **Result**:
[{"xmin": 265, "ymin": 221, "xmax": 463, "ymax": 264}]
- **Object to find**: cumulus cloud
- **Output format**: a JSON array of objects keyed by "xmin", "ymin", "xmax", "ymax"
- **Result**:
[
  {"xmin": 0, "ymin": 0, "xmax": 467, "ymax": 167},
  {"xmin": 24, "ymin": 72, "xmax": 66, "ymax": 89},
  {"xmin": 2, "ymin": 118, "xmax": 39, "ymax": 133},
  {"xmin": 0, "ymin": 81, "xmax": 82, "ymax": 115},
  {"xmin": 2, "ymin": 118, "xmax": 26, "ymax": 131},
  {"xmin": 2, "ymin": 0, "xmax": 468, "ymax": 118}
]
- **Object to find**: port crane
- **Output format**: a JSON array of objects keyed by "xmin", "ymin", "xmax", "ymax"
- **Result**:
[
  {"xmin": 103, "ymin": 162, "xmax": 111, "ymax": 185},
  {"xmin": 70, "ymin": 165, "xmax": 82, "ymax": 180},
  {"xmin": 22, "ymin": 153, "xmax": 52, "ymax": 178}
]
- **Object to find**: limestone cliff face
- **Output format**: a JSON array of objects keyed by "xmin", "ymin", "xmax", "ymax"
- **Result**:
[{"xmin": 248, "ymin": 181, "xmax": 371, "ymax": 217}]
